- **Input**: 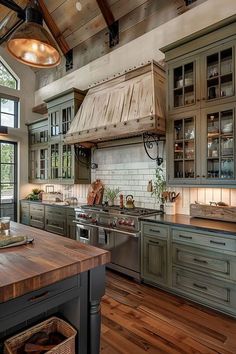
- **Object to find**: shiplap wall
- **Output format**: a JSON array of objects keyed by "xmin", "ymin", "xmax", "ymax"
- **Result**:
[{"xmin": 41, "ymin": 143, "xmax": 236, "ymax": 215}]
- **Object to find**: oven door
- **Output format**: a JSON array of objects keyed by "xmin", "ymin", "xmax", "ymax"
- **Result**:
[
  {"xmin": 111, "ymin": 229, "xmax": 140, "ymax": 275},
  {"xmin": 97, "ymin": 227, "xmax": 115, "ymax": 251},
  {"xmin": 76, "ymin": 223, "xmax": 98, "ymax": 245}
]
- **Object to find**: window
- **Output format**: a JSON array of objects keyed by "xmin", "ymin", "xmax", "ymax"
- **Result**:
[
  {"xmin": 0, "ymin": 60, "xmax": 18, "ymax": 89},
  {"xmin": 0, "ymin": 96, "xmax": 18, "ymax": 128}
]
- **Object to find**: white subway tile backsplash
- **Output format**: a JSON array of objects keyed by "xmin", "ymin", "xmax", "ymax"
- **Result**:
[{"xmin": 40, "ymin": 143, "xmax": 236, "ymax": 214}]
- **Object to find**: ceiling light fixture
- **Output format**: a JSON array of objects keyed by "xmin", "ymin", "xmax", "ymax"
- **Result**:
[
  {"xmin": 75, "ymin": 1, "xmax": 82, "ymax": 11},
  {"xmin": 7, "ymin": 0, "xmax": 61, "ymax": 68}
]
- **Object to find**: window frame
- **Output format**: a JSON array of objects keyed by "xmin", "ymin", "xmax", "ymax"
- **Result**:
[
  {"xmin": 0, "ymin": 94, "xmax": 19, "ymax": 128},
  {"xmin": 0, "ymin": 57, "xmax": 19, "ymax": 90}
]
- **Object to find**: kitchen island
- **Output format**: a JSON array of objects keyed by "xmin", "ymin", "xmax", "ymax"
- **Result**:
[{"xmin": 0, "ymin": 222, "xmax": 110, "ymax": 354}]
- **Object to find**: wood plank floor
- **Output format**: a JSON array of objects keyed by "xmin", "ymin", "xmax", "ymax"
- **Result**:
[{"xmin": 101, "ymin": 271, "xmax": 236, "ymax": 354}]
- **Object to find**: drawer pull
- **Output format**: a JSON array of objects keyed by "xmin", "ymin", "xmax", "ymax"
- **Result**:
[
  {"xmin": 29, "ymin": 291, "xmax": 49, "ymax": 302},
  {"xmin": 210, "ymin": 240, "xmax": 226, "ymax": 246},
  {"xmin": 193, "ymin": 283, "xmax": 207, "ymax": 291},
  {"xmin": 149, "ymin": 240, "xmax": 159, "ymax": 245},
  {"xmin": 149, "ymin": 229, "xmax": 160, "ymax": 233},
  {"xmin": 179, "ymin": 234, "xmax": 192, "ymax": 240},
  {"xmin": 193, "ymin": 258, "xmax": 208, "ymax": 264}
]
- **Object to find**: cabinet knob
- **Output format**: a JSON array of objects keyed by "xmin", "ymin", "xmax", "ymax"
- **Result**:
[
  {"xmin": 196, "ymin": 175, "xmax": 200, "ymax": 178},
  {"xmin": 202, "ymin": 175, "xmax": 205, "ymax": 178},
  {"xmin": 197, "ymin": 99, "xmax": 200, "ymax": 102},
  {"xmin": 202, "ymin": 97, "xmax": 206, "ymax": 100}
]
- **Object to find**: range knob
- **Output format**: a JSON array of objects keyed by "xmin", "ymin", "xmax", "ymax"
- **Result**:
[
  {"xmin": 91, "ymin": 218, "xmax": 97, "ymax": 223},
  {"xmin": 119, "ymin": 219, "xmax": 124, "ymax": 225}
]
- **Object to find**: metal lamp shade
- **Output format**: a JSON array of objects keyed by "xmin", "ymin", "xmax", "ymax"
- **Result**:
[{"xmin": 7, "ymin": 22, "xmax": 61, "ymax": 68}]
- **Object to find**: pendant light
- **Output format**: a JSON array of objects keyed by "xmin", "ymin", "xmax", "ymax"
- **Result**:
[{"xmin": 7, "ymin": 0, "xmax": 61, "ymax": 68}]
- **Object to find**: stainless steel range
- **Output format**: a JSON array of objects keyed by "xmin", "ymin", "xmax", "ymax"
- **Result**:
[{"xmin": 74, "ymin": 205, "xmax": 163, "ymax": 279}]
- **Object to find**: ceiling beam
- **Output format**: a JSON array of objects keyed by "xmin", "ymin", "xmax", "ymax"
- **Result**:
[
  {"xmin": 38, "ymin": 0, "xmax": 70, "ymax": 55},
  {"xmin": 0, "ymin": 0, "xmax": 24, "ymax": 18},
  {"xmin": 96, "ymin": 0, "xmax": 114, "ymax": 27}
]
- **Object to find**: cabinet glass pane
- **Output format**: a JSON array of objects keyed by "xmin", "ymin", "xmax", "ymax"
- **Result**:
[
  {"xmin": 62, "ymin": 145, "xmax": 72, "ymax": 179},
  {"xmin": 173, "ymin": 62, "xmax": 195, "ymax": 108},
  {"xmin": 50, "ymin": 112, "xmax": 60, "ymax": 136},
  {"xmin": 62, "ymin": 107, "xmax": 72, "ymax": 135},
  {"xmin": 50, "ymin": 144, "xmax": 59, "ymax": 179},
  {"xmin": 207, "ymin": 48, "xmax": 233, "ymax": 100},
  {"xmin": 174, "ymin": 117, "xmax": 195, "ymax": 179},
  {"xmin": 207, "ymin": 109, "xmax": 234, "ymax": 179},
  {"xmin": 40, "ymin": 149, "xmax": 48, "ymax": 180}
]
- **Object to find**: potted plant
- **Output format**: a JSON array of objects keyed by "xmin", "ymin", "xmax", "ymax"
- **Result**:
[
  {"xmin": 152, "ymin": 167, "xmax": 166, "ymax": 207},
  {"xmin": 104, "ymin": 187, "xmax": 120, "ymax": 206}
]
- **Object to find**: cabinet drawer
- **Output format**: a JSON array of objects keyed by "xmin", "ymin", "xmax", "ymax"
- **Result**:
[
  {"xmin": 30, "ymin": 204, "xmax": 44, "ymax": 213},
  {"xmin": 67, "ymin": 209, "xmax": 75, "ymax": 218},
  {"xmin": 0, "ymin": 276, "xmax": 80, "ymax": 327},
  {"xmin": 172, "ymin": 267, "xmax": 236, "ymax": 308},
  {"xmin": 172, "ymin": 243, "xmax": 236, "ymax": 280},
  {"xmin": 30, "ymin": 219, "xmax": 44, "ymax": 229},
  {"xmin": 45, "ymin": 218, "xmax": 66, "ymax": 236},
  {"xmin": 143, "ymin": 223, "xmax": 168, "ymax": 238},
  {"xmin": 172, "ymin": 228, "xmax": 236, "ymax": 251},
  {"xmin": 45, "ymin": 206, "xmax": 66, "ymax": 218},
  {"xmin": 21, "ymin": 203, "xmax": 29, "ymax": 212}
]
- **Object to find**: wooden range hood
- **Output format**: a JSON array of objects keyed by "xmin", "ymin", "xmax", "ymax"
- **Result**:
[{"xmin": 64, "ymin": 61, "xmax": 166, "ymax": 145}]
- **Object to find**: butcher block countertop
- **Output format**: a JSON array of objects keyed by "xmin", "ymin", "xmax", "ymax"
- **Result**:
[
  {"xmin": 0, "ymin": 222, "xmax": 110, "ymax": 303},
  {"xmin": 140, "ymin": 214, "xmax": 236, "ymax": 236}
]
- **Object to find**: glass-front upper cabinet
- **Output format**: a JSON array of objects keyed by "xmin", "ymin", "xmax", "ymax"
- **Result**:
[
  {"xmin": 203, "ymin": 105, "xmax": 235, "ymax": 184},
  {"xmin": 28, "ymin": 119, "xmax": 48, "ymax": 145},
  {"xmin": 49, "ymin": 110, "xmax": 60, "ymax": 139},
  {"xmin": 50, "ymin": 143, "xmax": 60, "ymax": 180},
  {"xmin": 168, "ymin": 114, "xmax": 199, "ymax": 184},
  {"xmin": 169, "ymin": 57, "xmax": 200, "ymax": 112},
  {"xmin": 61, "ymin": 105, "xmax": 73, "ymax": 136},
  {"xmin": 39, "ymin": 148, "xmax": 48, "ymax": 181},
  {"xmin": 62, "ymin": 144, "xmax": 72, "ymax": 180},
  {"xmin": 205, "ymin": 47, "xmax": 234, "ymax": 102}
]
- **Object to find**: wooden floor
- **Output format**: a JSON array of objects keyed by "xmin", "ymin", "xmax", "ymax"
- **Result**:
[{"xmin": 101, "ymin": 271, "xmax": 236, "ymax": 354}]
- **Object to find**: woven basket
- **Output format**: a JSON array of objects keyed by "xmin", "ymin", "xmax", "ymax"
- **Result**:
[{"xmin": 4, "ymin": 317, "xmax": 77, "ymax": 354}]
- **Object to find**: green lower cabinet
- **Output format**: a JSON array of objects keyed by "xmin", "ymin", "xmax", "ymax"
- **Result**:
[
  {"xmin": 172, "ymin": 243, "xmax": 236, "ymax": 281},
  {"xmin": 172, "ymin": 267, "xmax": 236, "ymax": 314},
  {"xmin": 20, "ymin": 202, "xmax": 30, "ymax": 225},
  {"xmin": 142, "ymin": 236, "xmax": 168, "ymax": 286}
]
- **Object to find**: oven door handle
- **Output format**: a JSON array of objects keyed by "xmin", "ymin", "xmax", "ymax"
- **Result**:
[
  {"xmin": 98, "ymin": 226, "xmax": 140, "ymax": 238},
  {"xmin": 73, "ymin": 221, "xmax": 140, "ymax": 238}
]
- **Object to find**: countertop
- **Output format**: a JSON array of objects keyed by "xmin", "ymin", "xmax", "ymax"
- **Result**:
[
  {"xmin": 0, "ymin": 222, "xmax": 110, "ymax": 303},
  {"xmin": 140, "ymin": 214, "xmax": 236, "ymax": 236},
  {"xmin": 21, "ymin": 199, "xmax": 82, "ymax": 209}
]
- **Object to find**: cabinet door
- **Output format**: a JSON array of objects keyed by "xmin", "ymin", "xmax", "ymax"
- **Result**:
[
  {"xmin": 39, "ymin": 148, "xmax": 49, "ymax": 181},
  {"xmin": 29, "ymin": 149, "xmax": 40, "ymax": 182},
  {"xmin": 201, "ymin": 103, "xmax": 236, "ymax": 184},
  {"xmin": 167, "ymin": 111, "xmax": 201, "ymax": 185},
  {"xmin": 142, "ymin": 236, "xmax": 167, "ymax": 285},
  {"xmin": 168, "ymin": 56, "xmax": 200, "ymax": 113},
  {"xmin": 49, "ymin": 143, "xmax": 60, "ymax": 181},
  {"xmin": 61, "ymin": 144, "xmax": 73, "ymax": 181},
  {"xmin": 20, "ymin": 202, "xmax": 30, "ymax": 225},
  {"xmin": 49, "ymin": 108, "xmax": 60, "ymax": 140},
  {"xmin": 61, "ymin": 103, "xmax": 74, "ymax": 137},
  {"xmin": 201, "ymin": 42, "xmax": 236, "ymax": 107}
]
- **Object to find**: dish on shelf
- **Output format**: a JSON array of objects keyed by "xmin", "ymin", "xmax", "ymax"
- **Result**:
[
  {"xmin": 222, "ymin": 123, "xmax": 233, "ymax": 133},
  {"xmin": 184, "ymin": 78, "xmax": 193, "ymax": 86}
]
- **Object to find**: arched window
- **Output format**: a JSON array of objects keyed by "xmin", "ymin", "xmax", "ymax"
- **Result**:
[
  {"xmin": 0, "ymin": 59, "xmax": 18, "ymax": 90},
  {"xmin": 0, "ymin": 58, "xmax": 19, "ymax": 128}
]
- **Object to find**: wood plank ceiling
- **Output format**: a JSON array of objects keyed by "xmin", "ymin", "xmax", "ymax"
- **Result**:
[{"xmin": 0, "ymin": 0, "xmax": 158, "ymax": 50}]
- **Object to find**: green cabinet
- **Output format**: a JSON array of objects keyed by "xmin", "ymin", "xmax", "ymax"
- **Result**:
[
  {"xmin": 28, "ymin": 89, "xmax": 91, "ymax": 185},
  {"xmin": 45, "ymin": 206, "xmax": 66, "ymax": 236},
  {"xmin": 29, "ymin": 203, "xmax": 44, "ymax": 229},
  {"xmin": 20, "ymin": 201, "xmax": 30, "ymax": 225},
  {"xmin": 28, "ymin": 118, "xmax": 49, "ymax": 184},
  {"xmin": 162, "ymin": 21, "xmax": 236, "ymax": 186},
  {"xmin": 141, "ymin": 220, "xmax": 236, "ymax": 317},
  {"xmin": 20, "ymin": 201, "xmax": 76, "ymax": 239},
  {"xmin": 141, "ymin": 223, "xmax": 169, "ymax": 286}
]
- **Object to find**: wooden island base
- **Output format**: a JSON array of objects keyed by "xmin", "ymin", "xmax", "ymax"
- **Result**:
[{"xmin": 0, "ymin": 222, "xmax": 110, "ymax": 354}]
